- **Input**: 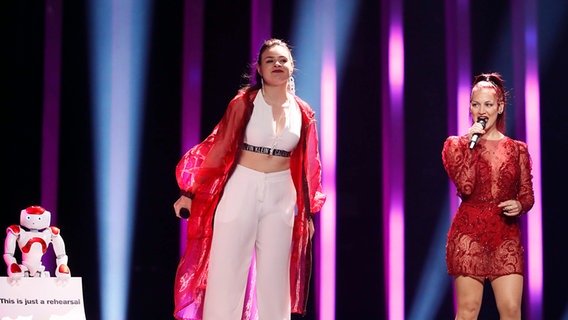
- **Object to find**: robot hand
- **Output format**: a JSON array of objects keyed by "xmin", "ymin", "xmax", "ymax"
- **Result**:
[
  {"xmin": 55, "ymin": 255, "xmax": 71, "ymax": 279},
  {"xmin": 3, "ymin": 253, "xmax": 25, "ymax": 280}
]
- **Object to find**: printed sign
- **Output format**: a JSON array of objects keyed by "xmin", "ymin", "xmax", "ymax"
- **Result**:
[{"xmin": 0, "ymin": 277, "xmax": 86, "ymax": 320}]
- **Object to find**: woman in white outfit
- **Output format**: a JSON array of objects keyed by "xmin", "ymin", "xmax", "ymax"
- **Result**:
[{"xmin": 172, "ymin": 38, "xmax": 326, "ymax": 320}]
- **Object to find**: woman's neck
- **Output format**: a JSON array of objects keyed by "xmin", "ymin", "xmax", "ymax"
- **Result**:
[
  {"xmin": 261, "ymin": 85, "xmax": 289, "ymax": 106},
  {"xmin": 483, "ymin": 127, "xmax": 505, "ymax": 140}
]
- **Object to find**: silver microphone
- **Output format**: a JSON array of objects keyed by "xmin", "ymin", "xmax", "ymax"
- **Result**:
[{"xmin": 469, "ymin": 118, "xmax": 487, "ymax": 149}]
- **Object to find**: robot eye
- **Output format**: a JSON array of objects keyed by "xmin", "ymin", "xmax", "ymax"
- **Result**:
[
  {"xmin": 38, "ymin": 217, "xmax": 43, "ymax": 221},
  {"xmin": 26, "ymin": 216, "xmax": 31, "ymax": 220}
]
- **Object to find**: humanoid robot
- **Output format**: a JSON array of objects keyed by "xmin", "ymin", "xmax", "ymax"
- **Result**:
[{"xmin": 3, "ymin": 205, "xmax": 70, "ymax": 279}]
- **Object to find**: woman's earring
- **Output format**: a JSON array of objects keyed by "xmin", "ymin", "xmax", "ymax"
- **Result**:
[{"xmin": 288, "ymin": 76, "xmax": 295, "ymax": 94}]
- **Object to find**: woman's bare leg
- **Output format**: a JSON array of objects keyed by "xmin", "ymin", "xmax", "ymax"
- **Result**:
[
  {"xmin": 454, "ymin": 276, "xmax": 484, "ymax": 320},
  {"xmin": 491, "ymin": 274, "xmax": 523, "ymax": 320}
]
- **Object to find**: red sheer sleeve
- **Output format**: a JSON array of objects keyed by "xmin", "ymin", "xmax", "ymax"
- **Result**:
[
  {"xmin": 303, "ymin": 114, "xmax": 326, "ymax": 214},
  {"xmin": 175, "ymin": 92, "xmax": 249, "ymax": 199},
  {"xmin": 515, "ymin": 141, "xmax": 535, "ymax": 214}
]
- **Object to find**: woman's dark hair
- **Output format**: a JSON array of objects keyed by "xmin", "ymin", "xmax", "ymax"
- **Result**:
[
  {"xmin": 242, "ymin": 38, "xmax": 294, "ymax": 93},
  {"xmin": 471, "ymin": 72, "xmax": 508, "ymax": 132}
]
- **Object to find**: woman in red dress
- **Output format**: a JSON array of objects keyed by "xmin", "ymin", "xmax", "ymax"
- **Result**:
[{"xmin": 442, "ymin": 72, "xmax": 535, "ymax": 320}]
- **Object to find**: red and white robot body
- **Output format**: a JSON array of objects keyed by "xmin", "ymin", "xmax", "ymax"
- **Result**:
[{"xmin": 3, "ymin": 205, "xmax": 70, "ymax": 280}]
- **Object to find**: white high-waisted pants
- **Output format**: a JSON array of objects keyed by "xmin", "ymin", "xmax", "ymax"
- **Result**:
[{"xmin": 203, "ymin": 165, "xmax": 297, "ymax": 320}]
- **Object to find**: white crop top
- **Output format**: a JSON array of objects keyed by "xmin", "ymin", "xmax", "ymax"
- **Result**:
[{"xmin": 244, "ymin": 92, "xmax": 301, "ymax": 152}]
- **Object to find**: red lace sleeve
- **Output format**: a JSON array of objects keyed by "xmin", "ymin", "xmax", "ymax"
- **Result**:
[
  {"xmin": 516, "ymin": 141, "xmax": 535, "ymax": 214},
  {"xmin": 442, "ymin": 135, "xmax": 479, "ymax": 197}
]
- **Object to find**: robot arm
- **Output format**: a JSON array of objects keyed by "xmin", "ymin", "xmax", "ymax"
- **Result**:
[
  {"xmin": 50, "ymin": 226, "xmax": 71, "ymax": 278},
  {"xmin": 4, "ymin": 225, "xmax": 25, "ymax": 279}
]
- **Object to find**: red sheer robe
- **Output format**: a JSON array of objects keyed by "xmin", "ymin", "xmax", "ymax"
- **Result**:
[
  {"xmin": 173, "ymin": 89, "xmax": 326, "ymax": 319},
  {"xmin": 442, "ymin": 135, "xmax": 534, "ymax": 281}
]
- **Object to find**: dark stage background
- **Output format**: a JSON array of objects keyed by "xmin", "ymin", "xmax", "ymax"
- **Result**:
[{"xmin": 2, "ymin": 0, "xmax": 567, "ymax": 319}]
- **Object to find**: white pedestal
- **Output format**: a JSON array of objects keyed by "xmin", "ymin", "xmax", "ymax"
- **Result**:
[{"xmin": 0, "ymin": 277, "xmax": 86, "ymax": 320}]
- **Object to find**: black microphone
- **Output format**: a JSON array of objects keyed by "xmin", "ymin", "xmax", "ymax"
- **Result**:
[
  {"xmin": 469, "ymin": 118, "xmax": 487, "ymax": 149},
  {"xmin": 179, "ymin": 208, "xmax": 190, "ymax": 219}
]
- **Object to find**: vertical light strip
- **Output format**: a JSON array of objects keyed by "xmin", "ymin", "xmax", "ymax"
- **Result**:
[
  {"xmin": 445, "ymin": 0, "xmax": 472, "ymax": 162},
  {"xmin": 250, "ymin": 0, "xmax": 271, "ymax": 77},
  {"xmin": 41, "ymin": 0, "xmax": 62, "ymax": 272},
  {"xmin": 444, "ymin": 0, "xmax": 470, "ymax": 313},
  {"xmin": 290, "ymin": 0, "xmax": 320, "ymax": 110},
  {"xmin": 319, "ymin": 1, "xmax": 337, "ymax": 319},
  {"xmin": 382, "ymin": 0, "xmax": 404, "ymax": 319},
  {"xmin": 318, "ymin": 2, "xmax": 357, "ymax": 317},
  {"xmin": 523, "ymin": 1, "xmax": 543, "ymax": 318},
  {"xmin": 179, "ymin": 0, "xmax": 204, "ymax": 256},
  {"xmin": 89, "ymin": 0, "xmax": 150, "ymax": 318},
  {"xmin": 407, "ymin": 205, "xmax": 452, "ymax": 319},
  {"xmin": 319, "ymin": 64, "xmax": 336, "ymax": 320},
  {"xmin": 41, "ymin": 0, "xmax": 62, "ymax": 221},
  {"xmin": 289, "ymin": 0, "xmax": 326, "ymax": 317}
]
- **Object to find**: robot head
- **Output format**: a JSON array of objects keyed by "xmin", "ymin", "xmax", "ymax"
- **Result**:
[{"xmin": 20, "ymin": 205, "xmax": 51, "ymax": 230}]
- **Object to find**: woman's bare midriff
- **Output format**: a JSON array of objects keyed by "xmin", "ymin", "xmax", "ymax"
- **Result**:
[{"xmin": 238, "ymin": 149, "xmax": 291, "ymax": 173}]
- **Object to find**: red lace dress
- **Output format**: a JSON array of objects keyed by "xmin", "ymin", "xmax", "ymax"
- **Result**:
[{"xmin": 442, "ymin": 135, "xmax": 534, "ymax": 281}]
